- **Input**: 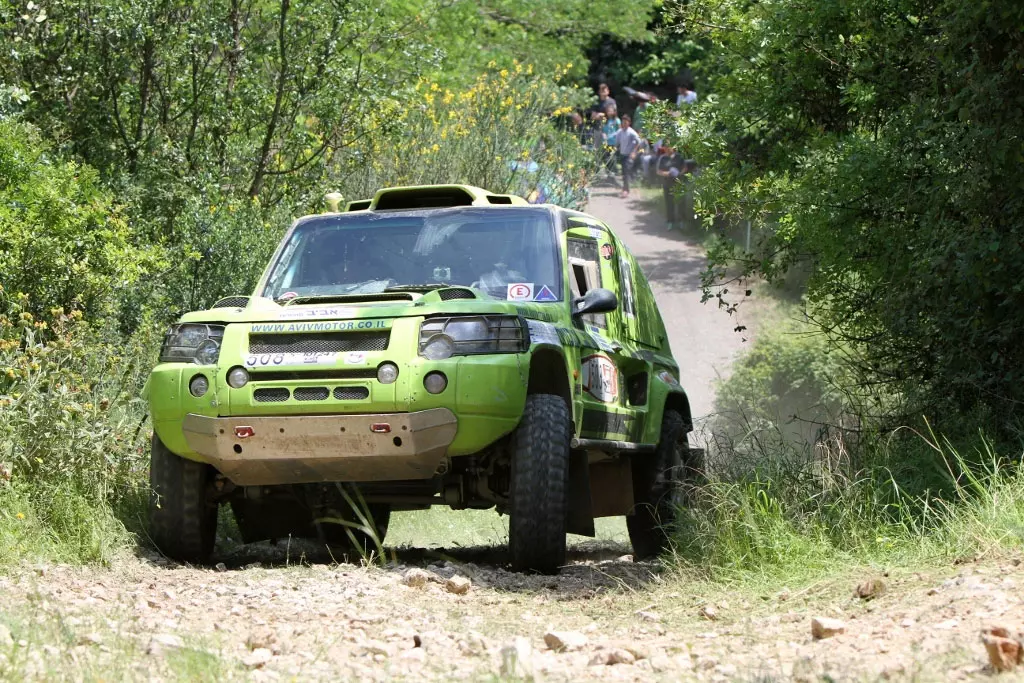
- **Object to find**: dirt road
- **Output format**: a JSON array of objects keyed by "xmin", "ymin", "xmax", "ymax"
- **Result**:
[
  {"xmin": 583, "ymin": 185, "xmax": 746, "ymax": 428},
  {"xmin": 3, "ymin": 188, "xmax": 1012, "ymax": 681}
]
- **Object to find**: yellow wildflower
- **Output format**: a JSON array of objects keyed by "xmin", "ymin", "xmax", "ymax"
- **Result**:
[{"xmin": 16, "ymin": 513, "xmax": 24, "ymax": 520}]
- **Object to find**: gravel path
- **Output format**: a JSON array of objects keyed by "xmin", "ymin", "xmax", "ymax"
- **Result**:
[
  {"xmin": 0, "ymin": 189, "xmax": 1016, "ymax": 681},
  {"xmin": 583, "ymin": 184, "xmax": 747, "ymax": 428}
]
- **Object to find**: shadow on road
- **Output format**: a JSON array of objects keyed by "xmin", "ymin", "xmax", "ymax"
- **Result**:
[{"xmin": 138, "ymin": 537, "xmax": 661, "ymax": 596}]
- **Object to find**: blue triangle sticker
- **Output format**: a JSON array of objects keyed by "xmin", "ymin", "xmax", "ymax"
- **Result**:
[{"xmin": 534, "ymin": 285, "xmax": 558, "ymax": 302}]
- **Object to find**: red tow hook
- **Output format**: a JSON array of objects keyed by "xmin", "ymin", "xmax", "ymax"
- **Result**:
[
  {"xmin": 234, "ymin": 426, "xmax": 255, "ymax": 439},
  {"xmin": 370, "ymin": 423, "xmax": 391, "ymax": 434}
]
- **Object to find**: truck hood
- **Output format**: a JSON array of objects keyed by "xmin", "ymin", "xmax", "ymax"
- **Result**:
[{"xmin": 177, "ymin": 289, "xmax": 563, "ymax": 325}]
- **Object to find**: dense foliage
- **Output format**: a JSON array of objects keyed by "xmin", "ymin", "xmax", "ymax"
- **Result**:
[{"xmin": 661, "ymin": 0, "xmax": 1024, "ymax": 429}]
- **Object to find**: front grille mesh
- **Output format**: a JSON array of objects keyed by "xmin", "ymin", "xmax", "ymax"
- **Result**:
[
  {"xmin": 253, "ymin": 388, "xmax": 290, "ymax": 403},
  {"xmin": 293, "ymin": 387, "xmax": 330, "ymax": 401},
  {"xmin": 334, "ymin": 386, "xmax": 370, "ymax": 400},
  {"xmin": 248, "ymin": 331, "xmax": 389, "ymax": 354}
]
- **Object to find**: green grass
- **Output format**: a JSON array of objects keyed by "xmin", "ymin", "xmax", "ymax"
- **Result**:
[
  {"xmin": 387, "ymin": 506, "xmax": 629, "ymax": 549},
  {"xmin": 669, "ymin": 426, "xmax": 1024, "ymax": 585}
]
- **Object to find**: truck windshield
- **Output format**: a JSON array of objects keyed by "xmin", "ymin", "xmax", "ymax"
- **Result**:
[{"xmin": 261, "ymin": 207, "xmax": 563, "ymax": 302}]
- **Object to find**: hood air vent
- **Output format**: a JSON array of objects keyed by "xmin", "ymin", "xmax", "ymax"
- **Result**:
[{"xmin": 438, "ymin": 288, "xmax": 477, "ymax": 301}]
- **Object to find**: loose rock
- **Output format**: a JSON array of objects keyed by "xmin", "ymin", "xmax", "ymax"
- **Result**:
[
  {"xmin": 590, "ymin": 647, "xmax": 636, "ymax": 666},
  {"xmin": 445, "ymin": 575, "xmax": 472, "ymax": 595},
  {"xmin": 401, "ymin": 568, "xmax": 431, "ymax": 589},
  {"xmin": 543, "ymin": 630, "xmax": 588, "ymax": 652},
  {"xmin": 982, "ymin": 626, "xmax": 1023, "ymax": 672},
  {"xmin": 811, "ymin": 617, "xmax": 847, "ymax": 640},
  {"xmin": 855, "ymin": 578, "xmax": 886, "ymax": 600},
  {"xmin": 699, "ymin": 605, "xmax": 718, "ymax": 621},
  {"xmin": 242, "ymin": 647, "xmax": 274, "ymax": 669}
]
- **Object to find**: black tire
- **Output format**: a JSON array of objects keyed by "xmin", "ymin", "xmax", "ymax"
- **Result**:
[
  {"xmin": 627, "ymin": 408, "xmax": 689, "ymax": 560},
  {"xmin": 148, "ymin": 434, "xmax": 217, "ymax": 564},
  {"xmin": 508, "ymin": 394, "xmax": 572, "ymax": 574}
]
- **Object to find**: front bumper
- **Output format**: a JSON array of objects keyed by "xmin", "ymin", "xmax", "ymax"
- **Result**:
[{"xmin": 182, "ymin": 408, "xmax": 457, "ymax": 486}]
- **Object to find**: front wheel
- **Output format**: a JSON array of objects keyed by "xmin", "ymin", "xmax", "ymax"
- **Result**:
[
  {"xmin": 627, "ymin": 409, "xmax": 688, "ymax": 560},
  {"xmin": 508, "ymin": 394, "xmax": 572, "ymax": 574},
  {"xmin": 148, "ymin": 434, "xmax": 217, "ymax": 564}
]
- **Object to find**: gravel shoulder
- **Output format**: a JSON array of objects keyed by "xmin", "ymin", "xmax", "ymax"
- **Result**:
[{"xmin": 2, "ymin": 551, "xmax": 1020, "ymax": 680}]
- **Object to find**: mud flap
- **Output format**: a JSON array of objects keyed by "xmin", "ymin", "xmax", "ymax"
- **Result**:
[{"xmin": 566, "ymin": 450, "xmax": 595, "ymax": 537}]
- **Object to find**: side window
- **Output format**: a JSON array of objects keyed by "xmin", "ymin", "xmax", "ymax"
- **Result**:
[{"xmin": 566, "ymin": 237, "xmax": 605, "ymax": 328}]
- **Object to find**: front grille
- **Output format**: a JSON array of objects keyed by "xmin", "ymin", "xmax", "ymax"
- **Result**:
[
  {"xmin": 439, "ymin": 288, "xmax": 476, "ymax": 301},
  {"xmin": 248, "ymin": 331, "xmax": 390, "ymax": 354},
  {"xmin": 334, "ymin": 386, "xmax": 370, "ymax": 400},
  {"xmin": 293, "ymin": 387, "xmax": 330, "ymax": 401},
  {"xmin": 254, "ymin": 388, "xmax": 290, "ymax": 403}
]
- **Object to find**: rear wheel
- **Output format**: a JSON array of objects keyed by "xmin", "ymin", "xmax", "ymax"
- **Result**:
[
  {"xmin": 627, "ymin": 409, "xmax": 689, "ymax": 560},
  {"xmin": 149, "ymin": 434, "xmax": 217, "ymax": 564},
  {"xmin": 508, "ymin": 394, "xmax": 572, "ymax": 574}
]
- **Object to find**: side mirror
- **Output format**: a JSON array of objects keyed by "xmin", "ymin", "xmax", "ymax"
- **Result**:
[{"xmin": 572, "ymin": 288, "xmax": 618, "ymax": 317}]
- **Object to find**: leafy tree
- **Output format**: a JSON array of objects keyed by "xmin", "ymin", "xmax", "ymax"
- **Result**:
[
  {"xmin": 659, "ymin": 0, "xmax": 1024, "ymax": 426},
  {"xmin": 0, "ymin": 118, "xmax": 157, "ymax": 318}
]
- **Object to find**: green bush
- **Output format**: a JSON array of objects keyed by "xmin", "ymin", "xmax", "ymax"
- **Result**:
[
  {"xmin": 0, "ymin": 119, "xmax": 159, "ymax": 320},
  {"xmin": 0, "ymin": 290, "xmax": 154, "ymax": 564}
]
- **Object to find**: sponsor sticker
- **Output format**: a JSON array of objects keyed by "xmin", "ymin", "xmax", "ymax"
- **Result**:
[
  {"xmin": 600, "ymin": 243, "xmax": 614, "ymax": 260},
  {"xmin": 507, "ymin": 283, "xmax": 535, "ymax": 301},
  {"xmin": 533, "ymin": 285, "xmax": 558, "ymax": 302},
  {"xmin": 245, "ymin": 352, "xmax": 338, "ymax": 367},
  {"xmin": 658, "ymin": 370, "xmax": 682, "ymax": 388},
  {"xmin": 250, "ymin": 319, "xmax": 390, "ymax": 333},
  {"xmin": 345, "ymin": 352, "xmax": 366, "ymax": 364},
  {"xmin": 581, "ymin": 354, "xmax": 619, "ymax": 403},
  {"xmin": 526, "ymin": 320, "xmax": 561, "ymax": 347},
  {"xmin": 277, "ymin": 306, "xmax": 356, "ymax": 320}
]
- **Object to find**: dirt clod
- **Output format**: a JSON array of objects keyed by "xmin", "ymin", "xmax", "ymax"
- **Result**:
[
  {"xmin": 699, "ymin": 605, "xmax": 717, "ymax": 621},
  {"xmin": 543, "ymin": 630, "xmax": 588, "ymax": 652},
  {"xmin": 445, "ymin": 575, "xmax": 471, "ymax": 595},
  {"xmin": 401, "ymin": 568, "xmax": 431, "ymax": 588},
  {"xmin": 811, "ymin": 617, "xmax": 847, "ymax": 640}
]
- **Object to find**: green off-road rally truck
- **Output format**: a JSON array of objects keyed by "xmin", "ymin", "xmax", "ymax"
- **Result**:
[{"xmin": 144, "ymin": 184, "xmax": 700, "ymax": 574}]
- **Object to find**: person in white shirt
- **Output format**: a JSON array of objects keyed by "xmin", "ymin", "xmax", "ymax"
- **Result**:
[
  {"xmin": 616, "ymin": 114, "xmax": 642, "ymax": 198},
  {"xmin": 676, "ymin": 83, "xmax": 697, "ymax": 106}
]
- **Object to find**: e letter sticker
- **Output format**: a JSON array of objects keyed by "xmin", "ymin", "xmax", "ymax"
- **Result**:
[{"xmin": 507, "ymin": 283, "xmax": 535, "ymax": 301}]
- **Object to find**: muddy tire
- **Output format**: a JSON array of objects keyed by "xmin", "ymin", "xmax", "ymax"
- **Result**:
[
  {"xmin": 627, "ymin": 409, "xmax": 688, "ymax": 560},
  {"xmin": 148, "ymin": 434, "xmax": 217, "ymax": 564},
  {"xmin": 508, "ymin": 394, "xmax": 572, "ymax": 574}
]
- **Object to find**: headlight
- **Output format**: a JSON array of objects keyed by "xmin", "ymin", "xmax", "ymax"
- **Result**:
[
  {"xmin": 418, "ymin": 316, "xmax": 527, "ymax": 358},
  {"xmin": 160, "ymin": 323, "xmax": 225, "ymax": 364}
]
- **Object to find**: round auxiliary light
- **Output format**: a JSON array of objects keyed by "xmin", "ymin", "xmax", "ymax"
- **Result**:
[
  {"xmin": 421, "ymin": 334, "xmax": 454, "ymax": 361},
  {"xmin": 377, "ymin": 362, "xmax": 399, "ymax": 384},
  {"xmin": 194, "ymin": 338, "xmax": 220, "ymax": 365},
  {"xmin": 423, "ymin": 371, "xmax": 448, "ymax": 395},
  {"xmin": 189, "ymin": 374, "xmax": 210, "ymax": 397},
  {"xmin": 227, "ymin": 366, "xmax": 250, "ymax": 389}
]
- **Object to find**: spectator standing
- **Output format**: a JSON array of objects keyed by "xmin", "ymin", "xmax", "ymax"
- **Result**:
[
  {"xmin": 656, "ymin": 147, "xmax": 686, "ymax": 229},
  {"xmin": 589, "ymin": 82, "xmax": 616, "ymax": 122},
  {"xmin": 676, "ymin": 83, "xmax": 698, "ymax": 107},
  {"xmin": 616, "ymin": 114, "xmax": 642, "ymax": 198}
]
